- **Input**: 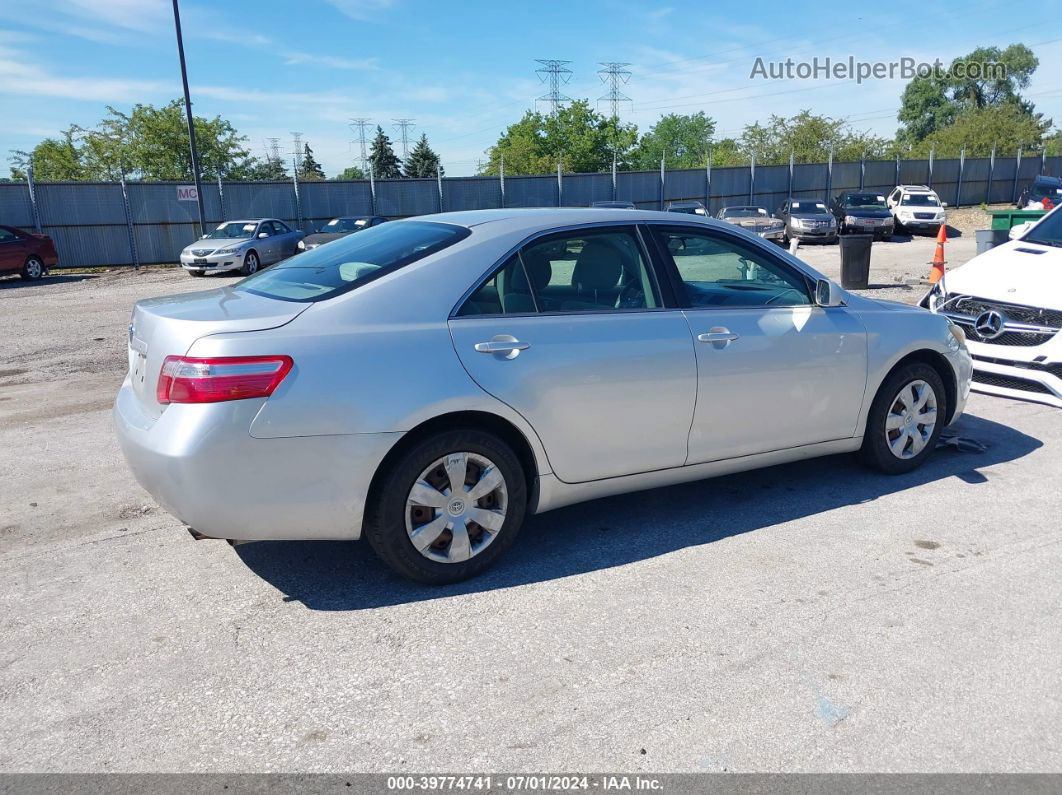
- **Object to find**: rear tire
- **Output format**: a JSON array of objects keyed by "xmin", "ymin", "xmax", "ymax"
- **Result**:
[
  {"xmin": 364, "ymin": 428, "xmax": 527, "ymax": 584},
  {"xmin": 240, "ymin": 250, "xmax": 259, "ymax": 277},
  {"xmin": 860, "ymin": 363, "xmax": 947, "ymax": 475},
  {"xmin": 20, "ymin": 256, "xmax": 44, "ymax": 281}
]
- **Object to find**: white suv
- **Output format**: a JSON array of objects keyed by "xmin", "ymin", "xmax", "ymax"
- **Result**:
[{"xmin": 887, "ymin": 185, "xmax": 947, "ymax": 235}]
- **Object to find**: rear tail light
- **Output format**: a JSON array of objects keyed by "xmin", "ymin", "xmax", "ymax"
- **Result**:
[{"xmin": 157, "ymin": 355, "xmax": 293, "ymax": 404}]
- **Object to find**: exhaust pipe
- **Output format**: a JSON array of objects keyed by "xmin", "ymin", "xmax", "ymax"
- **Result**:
[{"xmin": 187, "ymin": 527, "xmax": 252, "ymax": 546}]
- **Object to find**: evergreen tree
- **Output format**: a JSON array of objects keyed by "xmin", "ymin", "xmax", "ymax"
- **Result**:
[
  {"xmin": 403, "ymin": 133, "xmax": 443, "ymax": 178},
  {"xmin": 299, "ymin": 143, "xmax": 326, "ymax": 181},
  {"xmin": 368, "ymin": 125, "xmax": 402, "ymax": 178}
]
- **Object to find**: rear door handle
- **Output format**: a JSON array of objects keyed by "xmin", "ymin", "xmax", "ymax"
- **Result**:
[
  {"xmin": 474, "ymin": 339, "xmax": 530, "ymax": 353},
  {"xmin": 697, "ymin": 327, "xmax": 739, "ymax": 348}
]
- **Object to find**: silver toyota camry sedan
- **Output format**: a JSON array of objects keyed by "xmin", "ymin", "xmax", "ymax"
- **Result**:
[{"xmin": 115, "ymin": 208, "xmax": 972, "ymax": 584}]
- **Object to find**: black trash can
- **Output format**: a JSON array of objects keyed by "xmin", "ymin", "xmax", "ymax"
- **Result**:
[{"xmin": 839, "ymin": 234, "xmax": 873, "ymax": 289}]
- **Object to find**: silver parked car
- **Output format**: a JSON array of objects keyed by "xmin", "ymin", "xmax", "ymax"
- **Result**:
[
  {"xmin": 116, "ymin": 209, "xmax": 972, "ymax": 584},
  {"xmin": 179, "ymin": 219, "xmax": 304, "ymax": 277}
]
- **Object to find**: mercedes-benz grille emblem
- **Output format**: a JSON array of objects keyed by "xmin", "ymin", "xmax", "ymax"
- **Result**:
[{"xmin": 973, "ymin": 310, "xmax": 1006, "ymax": 340}]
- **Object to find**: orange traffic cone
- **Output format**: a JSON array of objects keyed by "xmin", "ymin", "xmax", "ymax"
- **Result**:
[{"xmin": 928, "ymin": 224, "xmax": 947, "ymax": 284}]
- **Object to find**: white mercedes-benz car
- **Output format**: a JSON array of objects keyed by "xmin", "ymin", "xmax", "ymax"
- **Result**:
[{"xmin": 923, "ymin": 204, "xmax": 1062, "ymax": 407}]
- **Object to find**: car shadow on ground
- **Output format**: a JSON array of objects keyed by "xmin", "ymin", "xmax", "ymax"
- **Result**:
[
  {"xmin": 0, "ymin": 273, "xmax": 103, "ymax": 289},
  {"xmin": 235, "ymin": 412, "xmax": 1041, "ymax": 611}
]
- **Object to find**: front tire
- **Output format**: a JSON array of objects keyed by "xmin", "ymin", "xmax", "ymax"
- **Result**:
[
  {"xmin": 860, "ymin": 363, "xmax": 946, "ymax": 474},
  {"xmin": 240, "ymin": 250, "xmax": 260, "ymax": 276},
  {"xmin": 364, "ymin": 428, "xmax": 528, "ymax": 584},
  {"xmin": 20, "ymin": 256, "xmax": 44, "ymax": 281},
  {"xmin": 189, "ymin": 269, "xmax": 205, "ymax": 277}
]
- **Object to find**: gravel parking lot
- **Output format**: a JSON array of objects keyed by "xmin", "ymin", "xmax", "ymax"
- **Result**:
[{"xmin": 1, "ymin": 233, "xmax": 1059, "ymax": 773}]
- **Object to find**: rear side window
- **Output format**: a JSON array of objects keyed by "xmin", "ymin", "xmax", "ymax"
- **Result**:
[
  {"xmin": 237, "ymin": 221, "xmax": 470, "ymax": 302},
  {"xmin": 456, "ymin": 228, "xmax": 660, "ymax": 316}
]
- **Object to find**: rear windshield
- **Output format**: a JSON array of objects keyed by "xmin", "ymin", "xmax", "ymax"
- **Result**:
[{"xmin": 236, "ymin": 221, "xmax": 469, "ymax": 302}]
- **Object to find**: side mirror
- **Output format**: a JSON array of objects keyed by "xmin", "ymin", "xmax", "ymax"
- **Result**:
[
  {"xmin": 200, "ymin": 234, "xmax": 208, "ymax": 239},
  {"xmin": 1009, "ymin": 221, "xmax": 1034, "ymax": 240},
  {"xmin": 941, "ymin": 202, "xmax": 949, "ymax": 208},
  {"xmin": 257, "ymin": 232, "xmax": 269, "ymax": 239},
  {"xmin": 815, "ymin": 278, "xmax": 844, "ymax": 307}
]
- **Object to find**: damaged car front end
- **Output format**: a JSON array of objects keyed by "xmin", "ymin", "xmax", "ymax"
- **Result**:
[{"xmin": 923, "ymin": 205, "xmax": 1062, "ymax": 407}]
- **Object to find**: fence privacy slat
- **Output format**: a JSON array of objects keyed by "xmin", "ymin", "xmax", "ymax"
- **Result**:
[{"xmin": 3, "ymin": 155, "xmax": 1059, "ymax": 268}]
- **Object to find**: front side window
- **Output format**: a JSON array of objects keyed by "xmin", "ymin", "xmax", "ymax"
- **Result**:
[
  {"xmin": 0, "ymin": 228, "xmax": 17, "ymax": 243},
  {"xmin": 237, "ymin": 220, "xmax": 469, "ymax": 302},
  {"xmin": 272, "ymin": 221, "xmax": 291, "ymax": 234},
  {"xmin": 653, "ymin": 227, "xmax": 811, "ymax": 308}
]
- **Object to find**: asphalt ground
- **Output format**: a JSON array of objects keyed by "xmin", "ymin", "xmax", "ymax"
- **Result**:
[{"xmin": 0, "ymin": 234, "xmax": 1059, "ymax": 772}]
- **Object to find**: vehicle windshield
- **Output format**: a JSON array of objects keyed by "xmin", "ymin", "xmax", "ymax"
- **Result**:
[
  {"xmin": 791, "ymin": 201, "xmax": 826, "ymax": 213},
  {"xmin": 206, "ymin": 221, "xmax": 258, "ymax": 239},
  {"xmin": 721, "ymin": 207, "xmax": 768, "ymax": 218},
  {"xmin": 900, "ymin": 194, "xmax": 940, "ymax": 207},
  {"xmin": 321, "ymin": 217, "xmax": 370, "ymax": 233},
  {"xmin": 845, "ymin": 193, "xmax": 887, "ymax": 209},
  {"xmin": 236, "ymin": 221, "xmax": 470, "ymax": 302},
  {"xmin": 1022, "ymin": 208, "xmax": 1062, "ymax": 248}
]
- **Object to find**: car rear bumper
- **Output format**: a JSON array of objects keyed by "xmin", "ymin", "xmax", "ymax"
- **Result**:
[{"xmin": 113, "ymin": 379, "xmax": 403, "ymax": 540}]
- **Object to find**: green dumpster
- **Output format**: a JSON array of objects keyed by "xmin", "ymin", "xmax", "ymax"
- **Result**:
[{"xmin": 989, "ymin": 208, "xmax": 1048, "ymax": 230}]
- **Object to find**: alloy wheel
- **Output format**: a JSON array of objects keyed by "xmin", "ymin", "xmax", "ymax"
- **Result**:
[
  {"xmin": 885, "ymin": 379, "xmax": 938, "ymax": 459},
  {"xmin": 25, "ymin": 258, "xmax": 42, "ymax": 279},
  {"xmin": 404, "ymin": 451, "xmax": 508, "ymax": 564}
]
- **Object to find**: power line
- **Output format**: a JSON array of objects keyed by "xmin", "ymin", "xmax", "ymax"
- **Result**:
[
  {"xmin": 535, "ymin": 59, "xmax": 573, "ymax": 116},
  {"xmin": 349, "ymin": 117, "xmax": 371, "ymax": 173},
  {"xmin": 597, "ymin": 62, "xmax": 632, "ymax": 119},
  {"xmin": 393, "ymin": 118, "xmax": 415, "ymax": 159}
]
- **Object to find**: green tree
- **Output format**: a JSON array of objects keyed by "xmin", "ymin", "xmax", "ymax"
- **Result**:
[
  {"xmin": 369, "ymin": 126, "xmax": 402, "ymax": 178},
  {"xmin": 9, "ymin": 127, "xmax": 85, "ymax": 180},
  {"xmin": 403, "ymin": 133, "xmax": 443, "ymax": 178},
  {"xmin": 631, "ymin": 112, "xmax": 716, "ymax": 170},
  {"xmin": 299, "ymin": 143, "xmax": 326, "ymax": 181},
  {"xmin": 334, "ymin": 165, "xmax": 366, "ymax": 180},
  {"xmin": 708, "ymin": 138, "xmax": 743, "ymax": 167},
  {"xmin": 910, "ymin": 103, "xmax": 1052, "ymax": 157},
  {"xmin": 739, "ymin": 110, "xmax": 890, "ymax": 164},
  {"xmin": 897, "ymin": 44, "xmax": 1040, "ymax": 145},
  {"xmin": 481, "ymin": 100, "xmax": 637, "ymax": 175},
  {"xmin": 246, "ymin": 153, "xmax": 288, "ymax": 180},
  {"xmin": 7, "ymin": 100, "xmax": 255, "ymax": 181}
]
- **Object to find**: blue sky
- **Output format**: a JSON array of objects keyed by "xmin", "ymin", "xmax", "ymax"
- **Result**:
[{"xmin": 1, "ymin": 0, "xmax": 1060, "ymax": 177}]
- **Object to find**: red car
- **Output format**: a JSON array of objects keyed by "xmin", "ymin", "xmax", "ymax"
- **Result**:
[{"xmin": 0, "ymin": 224, "xmax": 58, "ymax": 281}]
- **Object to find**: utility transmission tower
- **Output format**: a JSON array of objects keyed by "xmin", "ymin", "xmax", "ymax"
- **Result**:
[
  {"xmin": 266, "ymin": 137, "xmax": 282, "ymax": 166},
  {"xmin": 349, "ymin": 118, "xmax": 371, "ymax": 173},
  {"xmin": 597, "ymin": 62, "xmax": 632, "ymax": 119},
  {"xmin": 290, "ymin": 131, "xmax": 304, "ymax": 172},
  {"xmin": 535, "ymin": 59, "xmax": 573, "ymax": 116},
  {"xmin": 393, "ymin": 118, "xmax": 416, "ymax": 159}
]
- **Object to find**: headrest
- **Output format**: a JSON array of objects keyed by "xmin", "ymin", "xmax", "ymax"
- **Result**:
[{"xmin": 573, "ymin": 239, "xmax": 625, "ymax": 291}]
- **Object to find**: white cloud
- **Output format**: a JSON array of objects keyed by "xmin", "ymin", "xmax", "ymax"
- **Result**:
[
  {"xmin": 282, "ymin": 51, "xmax": 377, "ymax": 70},
  {"xmin": 322, "ymin": 0, "xmax": 398, "ymax": 21}
]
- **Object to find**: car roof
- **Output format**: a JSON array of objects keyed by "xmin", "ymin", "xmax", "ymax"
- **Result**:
[
  {"xmin": 1032, "ymin": 176, "xmax": 1062, "ymax": 185},
  {"xmin": 404, "ymin": 207, "xmax": 734, "ymax": 238},
  {"xmin": 896, "ymin": 185, "xmax": 935, "ymax": 192},
  {"xmin": 224, "ymin": 218, "xmax": 275, "ymax": 224}
]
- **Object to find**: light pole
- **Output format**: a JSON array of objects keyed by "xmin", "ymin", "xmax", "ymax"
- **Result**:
[{"xmin": 171, "ymin": 0, "xmax": 206, "ymax": 236}]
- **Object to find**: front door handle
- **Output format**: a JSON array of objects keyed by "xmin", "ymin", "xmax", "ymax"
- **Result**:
[
  {"xmin": 474, "ymin": 339, "xmax": 530, "ymax": 354},
  {"xmin": 697, "ymin": 327, "xmax": 740, "ymax": 349}
]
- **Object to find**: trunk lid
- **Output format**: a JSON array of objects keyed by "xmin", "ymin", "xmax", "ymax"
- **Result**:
[{"xmin": 127, "ymin": 286, "xmax": 308, "ymax": 419}]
